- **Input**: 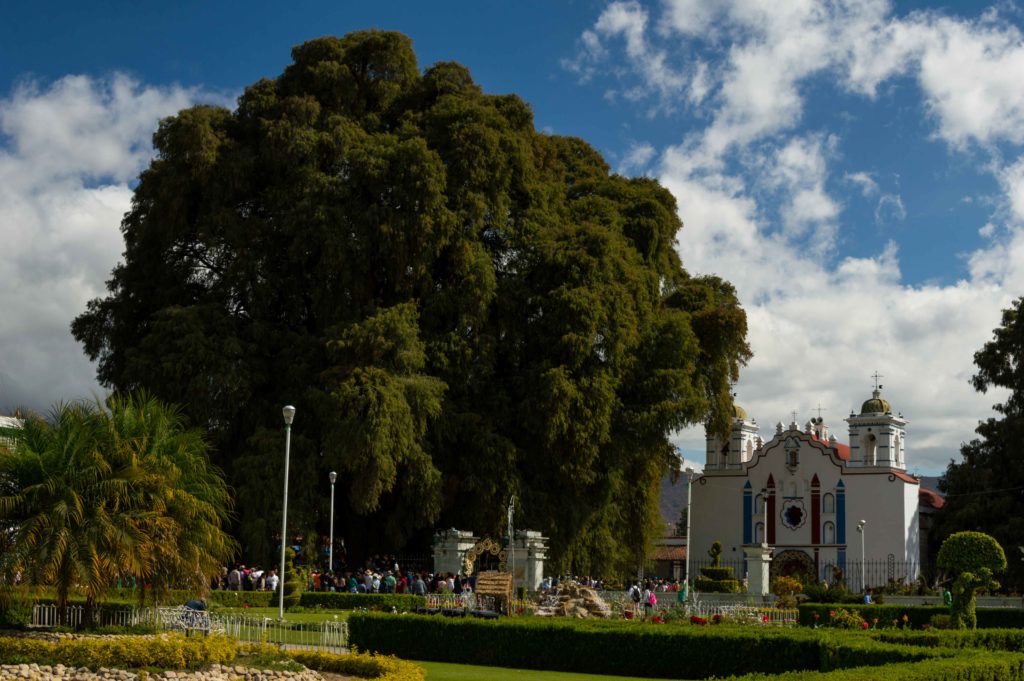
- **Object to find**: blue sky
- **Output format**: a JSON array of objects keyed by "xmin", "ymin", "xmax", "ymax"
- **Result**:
[{"xmin": 2, "ymin": 1, "xmax": 1023, "ymax": 475}]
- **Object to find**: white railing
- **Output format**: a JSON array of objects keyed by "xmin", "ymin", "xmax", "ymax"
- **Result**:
[
  {"xmin": 688, "ymin": 602, "xmax": 799, "ymax": 626},
  {"xmin": 214, "ymin": 615, "xmax": 347, "ymax": 651},
  {"xmin": 31, "ymin": 604, "xmax": 158, "ymax": 628},
  {"xmin": 30, "ymin": 605, "xmax": 347, "ymax": 649}
]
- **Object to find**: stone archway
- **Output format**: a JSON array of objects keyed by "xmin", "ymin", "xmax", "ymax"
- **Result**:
[
  {"xmin": 462, "ymin": 537, "xmax": 508, "ymax": 576},
  {"xmin": 771, "ymin": 550, "xmax": 814, "ymax": 581}
]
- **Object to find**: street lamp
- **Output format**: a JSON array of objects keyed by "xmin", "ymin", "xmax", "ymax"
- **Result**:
[
  {"xmin": 684, "ymin": 467, "xmax": 694, "ymax": 602},
  {"xmin": 856, "ymin": 519, "xmax": 867, "ymax": 593},
  {"xmin": 279, "ymin": 405, "xmax": 295, "ymax": 620},
  {"xmin": 328, "ymin": 471, "xmax": 337, "ymax": 573}
]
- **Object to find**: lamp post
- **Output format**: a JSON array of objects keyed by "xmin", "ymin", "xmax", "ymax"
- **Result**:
[
  {"xmin": 856, "ymin": 519, "xmax": 867, "ymax": 593},
  {"xmin": 684, "ymin": 467, "xmax": 694, "ymax": 601},
  {"xmin": 279, "ymin": 405, "xmax": 295, "ymax": 620},
  {"xmin": 328, "ymin": 471, "xmax": 337, "ymax": 574}
]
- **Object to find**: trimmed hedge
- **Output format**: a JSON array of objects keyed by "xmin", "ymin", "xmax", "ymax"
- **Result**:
[
  {"xmin": 695, "ymin": 577, "xmax": 742, "ymax": 593},
  {"xmin": 347, "ymin": 613, "xmax": 940, "ymax": 679},
  {"xmin": 285, "ymin": 648, "xmax": 424, "ymax": 681},
  {"xmin": 0, "ymin": 634, "xmax": 237, "ymax": 669},
  {"xmin": 871, "ymin": 628, "xmax": 1024, "ymax": 652},
  {"xmin": 298, "ymin": 592, "xmax": 425, "ymax": 612},
  {"xmin": 799, "ymin": 604, "xmax": 1024, "ymax": 630},
  {"xmin": 723, "ymin": 650, "xmax": 1024, "ymax": 680}
]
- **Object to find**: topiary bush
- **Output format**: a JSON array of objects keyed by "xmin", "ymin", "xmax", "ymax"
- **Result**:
[
  {"xmin": 283, "ymin": 548, "xmax": 303, "ymax": 610},
  {"xmin": 696, "ymin": 541, "xmax": 741, "ymax": 593},
  {"xmin": 936, "ymin": 532, "xmax": 1007, "ymax": 630}
]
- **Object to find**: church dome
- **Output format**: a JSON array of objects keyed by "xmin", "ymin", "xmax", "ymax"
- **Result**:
[
  {"xmin": 860, "ymin": 389, "xmax": 892, "ymax": 415},
  {"xmin": 732, "ymin": 403, "xmax": 748, "ymax": 420}
]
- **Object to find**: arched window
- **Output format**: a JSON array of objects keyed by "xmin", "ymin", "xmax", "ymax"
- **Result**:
[
  {"xmin": 746, "ymin": 439, "xmax": 754, "ymax": 460},
  {"xmin": 894, "ymin": 434, "xmax": 902, "ymax": 466},
  {"xmin": 788, "ymin": 481, "xmax": 799, "ymax": 498},
  {"xmin": 822, "ymin": 493, "xmax": 835, "ymax": 514},
  {"xmin": 823, "ymin": 521, "xmax": 835, "ymax": 545},
  {"xmin": 864, "ymin": 433, "xmax": 877, "ymax": 465},
  {"xmin": 754, "ymin": 522, "xmax": 765, "ymax": 544},
  {"xmin": 755, "ymin": 494, "xmax": 764, "ymax": 513}
]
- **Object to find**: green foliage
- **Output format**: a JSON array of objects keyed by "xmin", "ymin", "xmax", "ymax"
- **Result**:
[
  {"xmin": 347, "ymin": 612, "xmax": 937, "ymax": 679},
  {"xmin": 0, "ymin": 633, "xmax": 236, "ymax": 669},
  {"xmin": 283, "ymin": 548, "xmax": 303, "ymax": 610},
  {"xmin": 299, "ymin": 592, "xmax": 424, "ymax": 611},
  {"xmin": 285, "ymin": 648, "xmax": 425, "ymax": 681},
  {"xmin": 696, "ymin": 543, "xmax": 740, "ymax": 592},
  {"xmin": 70, "ymin": 30, "xmax": 751, "ymax": 574},
  {"xmin": 773, "ymin": 576, "xmax": 804, "ymax": 609},
  {"xmin": 694, "ymin": 578, "xmax": 742, "ymax": 593},
  {"xmin": 798, "ymin": 604, "xmax": 1024, "ymax": 630},
  {"xmin": 937, "ymin": 532, "xmax": 1007, "ymax": 574},
  {"xmin": 0, "ymin": 395, "xmax": 237, "ymax": 621},
  {"xmin": 937, "ymin": 298, "xmax": 1024, "ymax": 591},
  {"xmin": 937, "ymin": 532, "xmax": 1006, "ymax": 629},
  {"xmin": 722, "ymin": 651, "xmax": 1024, "ymax": 681}
]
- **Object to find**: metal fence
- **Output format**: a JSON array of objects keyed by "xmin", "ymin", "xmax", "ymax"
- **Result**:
[
  {"xmin": 30, "ymin": 605, "xmax": 348, "ymax": 650},
  {"xmin": 215, "ymin": 615, "xmax": 347, "ymax": 651},
  {"xmin": 31, "ymin": 604, "xmax": 158, "ymax": 629},
  {"xmin": 688, "ymin": 602, "xmax": 799, "ymax": 626}
]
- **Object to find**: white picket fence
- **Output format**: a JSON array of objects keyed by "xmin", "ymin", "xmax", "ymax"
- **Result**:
[
  {"xmin": 688, "ymin": 602, "xmax": 799, "ymax": 626},
  {"xmin": 30, "ymin": 605, "xmax": 348, "ymax": 650}
]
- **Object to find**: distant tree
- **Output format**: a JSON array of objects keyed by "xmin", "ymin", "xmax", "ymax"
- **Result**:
[
  {"xmin": 938, "ymin": 298, "xmax": 1024, "ymax": 589},
  {"xmin": 675, "ymin": 507, "xmax": 688, "ymax": 536},
  {"xmin": 936, "ymin": 531, "xmax": 1006, "ymax": 629},
  {"xmin": 0, "ymin": 395, "xmax": 236, "ymax": 622},
  {"xmin": 71, "ymin": 31, "xmax": 750, "ymax": 576}
]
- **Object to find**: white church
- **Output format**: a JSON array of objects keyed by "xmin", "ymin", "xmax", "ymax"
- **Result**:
[{"xmin": 688, "ymin": 384, "xmax": 920, "ymax": 590}]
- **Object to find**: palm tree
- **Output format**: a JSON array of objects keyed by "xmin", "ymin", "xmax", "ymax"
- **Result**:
[{"xmin": 0, "ymin": 394, "xmax": 237, "ymax": 624}]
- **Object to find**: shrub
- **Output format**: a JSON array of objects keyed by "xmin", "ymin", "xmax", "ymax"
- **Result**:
[
  {"xmin": 773, "ymin": 576, "xmax": 803, "ymax": 609},
  {"xmin": 0, "ymin": 634, "xmax": 237, "ymax": 669},
  {"xmin": 830, "ymin": 609, "xmax": 867, "ymax": 630},
  {"xmin": 936, "ymin": 532, "xmax": 1007, "ymax": 630},
  {"xmin": 701, "ymin": 567, "xmax": 735, "ymax": 581},
  {"xmin": 286, "ymin": 648, "xmax": 424, "ymax": 681},
  {"xmin": 299, "ymin": 592, "xmax": 425, "ymax": 611},
  {"xmin": 347, "ymin": 612, "xmax": 937, "ymax": 678},
  {"xmin": 695, "ymin": 577, "xmax": 741, "ymax": 593}
]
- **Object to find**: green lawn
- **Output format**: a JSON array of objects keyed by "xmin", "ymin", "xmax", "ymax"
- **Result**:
[
  {"xmin": 417, "ymin": 661, "xmax": 659, "ymax": 681},
  {"xmin": 209, "ymin": 607, "xmax": 350, "ymax": 623}
]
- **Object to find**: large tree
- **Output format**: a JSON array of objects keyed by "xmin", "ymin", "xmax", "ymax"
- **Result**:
[
  {"xmin": 72, "ymin": 31, "xmax": 750, "ymax": 575},
  {"xmin": 938, "ymin": 297, "xmax": 1024, "ymax": 589},
  {"xmin": 0, "ymin": 394, "xmax": 236, "ymax": 620}
]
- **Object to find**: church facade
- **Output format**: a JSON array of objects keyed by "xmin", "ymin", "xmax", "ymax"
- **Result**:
[{"xmin": 689, "ymin": 387, "xmax": 920, "ymax": 590}]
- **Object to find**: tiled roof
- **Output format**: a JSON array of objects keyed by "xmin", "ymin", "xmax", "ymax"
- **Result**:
[
  {"xmin": 652, "ymin": 546, "xmax": 687, "ymax": 561},
  {"xmin": 919, "ymin": 488, "xmax": 946, "ymax": 509}
]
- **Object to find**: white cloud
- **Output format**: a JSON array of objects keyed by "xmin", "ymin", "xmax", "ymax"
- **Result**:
[
  {"xmin": 846, "ymin": 171, "xmax": 880, "ymax": 197},
  {"xmin": 875, "ymin": 193, "xmax": 907, "ymax": 224},
  {"xmin": 618, "ymin": 141, "xmax": 657, "ymax": 174},
  {"xmin": 0, "ymin": 74, "xmax": 217, "ymax": 413},
  {"xmin": 575, "ymin": 1, "xmax": 1024, "ymax": 474}
]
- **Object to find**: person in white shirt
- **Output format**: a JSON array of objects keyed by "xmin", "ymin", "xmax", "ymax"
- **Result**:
[{"xmin": 266, "ymin": 569, "xmax": 279, "ymax": 593}]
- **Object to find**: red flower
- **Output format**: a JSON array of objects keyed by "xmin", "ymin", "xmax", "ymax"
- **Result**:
[
  {"xmin": 861, "ymin": 621, "xmax": 869, "ymax": 629},
  {"xmin": 829, "ymin": 610, "xmax": 836, "ymax": 617},
  {"xmin": 814, "ymin": 613, "xmax": 821, "ymax": 620},
  {"xmin": 762, "ymin": 615, "xmax": 769, "ymax": 623}
]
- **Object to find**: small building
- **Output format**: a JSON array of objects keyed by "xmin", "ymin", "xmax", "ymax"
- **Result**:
[{"xmin": 689, "ymin": 386, "xmax": 920, "ymax": 592}]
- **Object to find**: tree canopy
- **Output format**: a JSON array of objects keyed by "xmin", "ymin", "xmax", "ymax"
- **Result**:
[
  {"xmin": 72, "ymin": 31, "xmax": 750, "ymax": 575},
  {"xmin": 0, "ymin": 394, "xmax": 236, "ymax": 616},
  {"xmin": 937, "ymin": 297, "xmax": 1024, "ymax": 588}
]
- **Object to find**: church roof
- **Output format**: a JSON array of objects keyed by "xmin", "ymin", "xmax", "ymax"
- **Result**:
[
  {"xmin": 860, "ymin": 388, "xmax": 893, "ymax": 415},
  {"xmin": 810, "ymin": 433, "xmax": 851, "ymax": 461},
  {"xmin": 890, "ymin": 470, "xmax": 919, "ymax": 484},
  {"xmin": 919, "ymin": 488, "xmax": 945, "ymax": 509}
]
